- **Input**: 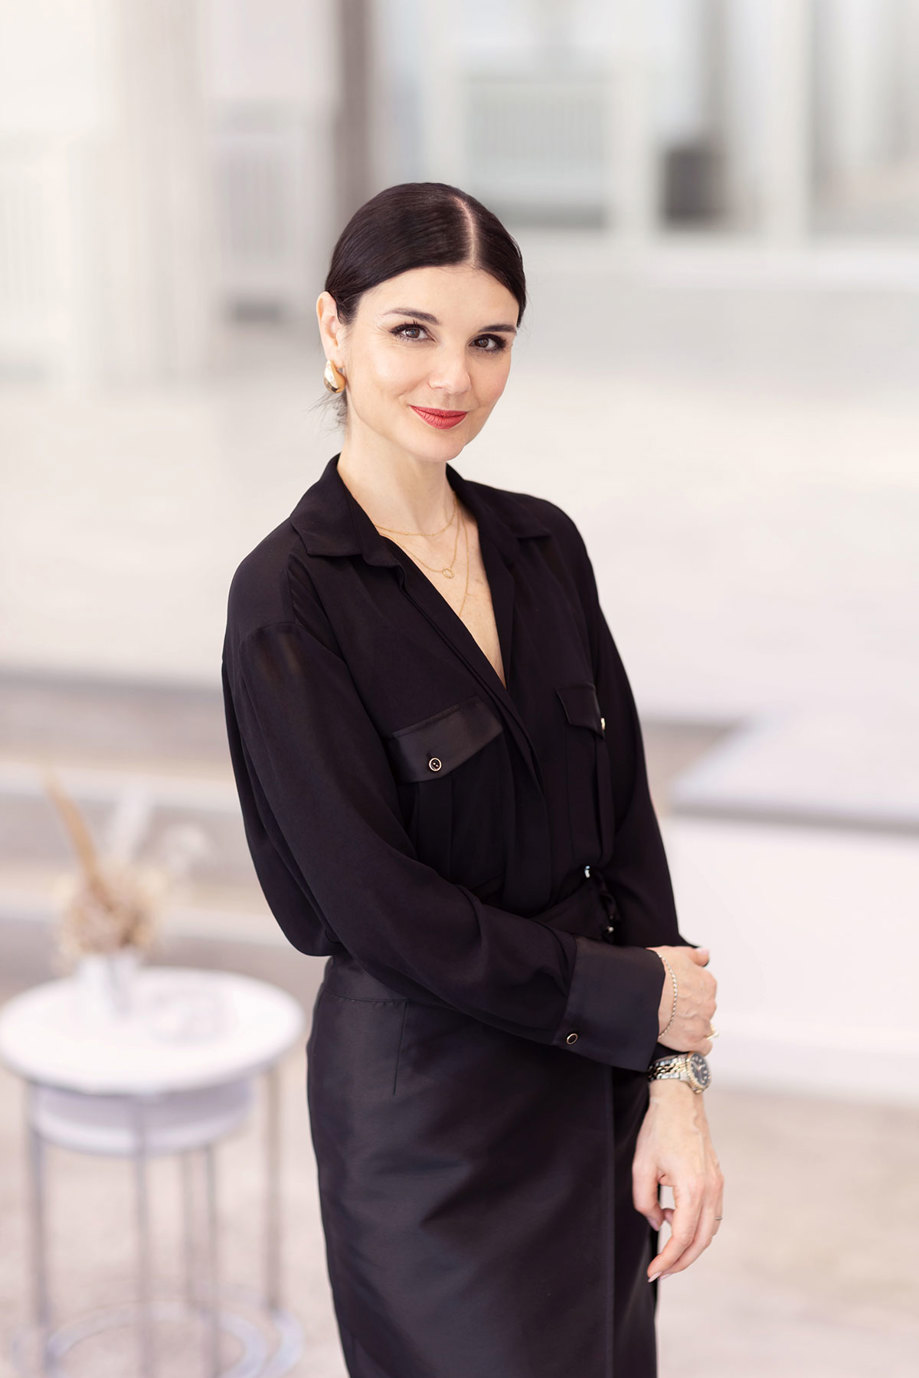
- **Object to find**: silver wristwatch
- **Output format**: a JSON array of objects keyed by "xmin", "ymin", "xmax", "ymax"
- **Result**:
[{"xmin": 647, "ymin": 1052, "xmax": 711, "ymax": 1094}]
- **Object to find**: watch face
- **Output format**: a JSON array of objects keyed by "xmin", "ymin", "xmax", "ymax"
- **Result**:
[{"xmin": 689, "ymin": 1053, "xmax": 712, "ymax": 1090}]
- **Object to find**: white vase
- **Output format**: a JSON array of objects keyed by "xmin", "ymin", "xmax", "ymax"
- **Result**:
[{"xmin": 75, "ymin": 947, "xmax": 143, "ymax": 1023}]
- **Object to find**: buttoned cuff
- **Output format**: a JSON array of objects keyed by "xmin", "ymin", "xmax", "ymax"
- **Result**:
[{"xmin": 552, "ymin": 936, "xmax": 667, "ymax": 1071}]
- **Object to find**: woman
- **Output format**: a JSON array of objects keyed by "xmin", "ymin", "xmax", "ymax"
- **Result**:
[{"xmin": 222, "ymin": 181, "xmax": 723, "ymax": 1378}]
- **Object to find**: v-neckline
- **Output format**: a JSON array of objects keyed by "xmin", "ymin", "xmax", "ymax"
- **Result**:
[
  {"xmin": 383, "ymin": 520, "xmax": 510, "ymax": 695},
  {"xmin": 388, "ymin": 532, "xmax": 547, "ymax": 799},
  {"xmin": 329, "ymin": 454, "xmax": 522, "ymax": 727},
  {"xmin": 385, "ymin": 492, "xmax": 508, "ymax": 692},
  {"xmin": 326, "ymin": 455, "xmax": 544, "ymax": 792},
  {"xmin": 378, "ymin": 467, "xmax": 516, "ymax": 697}
]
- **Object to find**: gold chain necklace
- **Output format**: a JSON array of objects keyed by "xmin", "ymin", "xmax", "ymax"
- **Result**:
[
  {"xmin": 374, "ymin": 493, "xmax": 458, "ymax": 537},
  {"xmin": 377, "ymin": 499, "xmax": 465, "ymax": 579},
  {"xmin": 381, "ymin": 506, "xmax": 471, "ymax": 612},
  {"xmin": 399, "ymin": 508, "xmax": 462, "ymax": 578}
]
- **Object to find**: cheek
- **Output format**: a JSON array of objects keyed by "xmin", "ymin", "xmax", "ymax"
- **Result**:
[
  {"xmin": 377, "ymin": 355, "xmax": 418, "ymax": 391},
  {"xmin": 351, "ymin": 346, "xmax": 419, "ymax": 399},
  {"xmin": 480, "ymin": 359, "xmax": 512, "ymax": 405}
]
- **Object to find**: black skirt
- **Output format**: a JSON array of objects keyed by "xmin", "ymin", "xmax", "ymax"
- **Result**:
[{"xmin": 305, "ymin": 882, "xmax": 661, "ymax": 1378}]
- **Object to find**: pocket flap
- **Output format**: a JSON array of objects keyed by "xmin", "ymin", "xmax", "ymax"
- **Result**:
[
  {"xmin": 385, "ymin": 694, "xmax": 504, "ymax": 784},
  {"xmin": 556, "ymin": 682, "xmax": 605, "ymax": 735}
]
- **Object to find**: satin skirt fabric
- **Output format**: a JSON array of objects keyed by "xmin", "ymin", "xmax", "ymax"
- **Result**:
[{"xmin": 305, "ymin": 879, "xmax": 660, "ymax": 1378}]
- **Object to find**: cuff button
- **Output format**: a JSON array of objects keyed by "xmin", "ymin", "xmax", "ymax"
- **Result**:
[
  {"xmin": 428, "ymin": 756, "xmax": 442, "ymax": 772},
  {"xmin": 565, "ymin": 1031, "xmax": 580, "ymax": 1044}
]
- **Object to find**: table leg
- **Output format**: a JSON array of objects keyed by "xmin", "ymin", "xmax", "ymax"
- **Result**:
[
  {"xmin": 25, "ymin": 1082, "xmax": 51, "ymax": 1374},
  {"xmin": 264, "ymin": 1065, "xmax": 281, "ymax": 1312},
  {"xmin": 181, "ymin": 1150, "xmax": 197, "ymax": 1310},
  {"xmin": 132, "ymin": 1097, "xmax": 155, "ymax": 1378},
  {"xmin": 203, "ymin": 1144, "xmax": 220, "ymax": 1378}
]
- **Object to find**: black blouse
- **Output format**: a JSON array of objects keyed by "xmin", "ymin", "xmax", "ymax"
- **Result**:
[{"xmin": 222, "ymin": 453, "xmax": 694, "ymax": 1072}]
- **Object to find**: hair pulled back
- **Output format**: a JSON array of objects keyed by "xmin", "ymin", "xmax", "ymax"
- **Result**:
[{"xmin": 321, "ymin": 182, "xmax": 527, "ymax": 422}]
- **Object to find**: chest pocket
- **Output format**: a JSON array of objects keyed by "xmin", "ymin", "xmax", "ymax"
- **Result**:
[
  {"xmin": 555, "ymin": 682, "xmax": 614, "ymax": 867},
  {"xmin": 384, "ymin": 694, "xmax": 507, "ymax": 893}
]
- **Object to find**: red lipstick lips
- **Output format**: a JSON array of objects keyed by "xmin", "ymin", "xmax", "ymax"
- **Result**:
[{"xmin": 410, "ymin": 406, "xmax": 467, "ymax": 430}]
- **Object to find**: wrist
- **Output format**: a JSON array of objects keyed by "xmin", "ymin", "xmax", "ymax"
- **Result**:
[
  {"xmin": 646, "ymin": 1079, "xmax": 709, "ymax": 1129},
  {"xmin": 648, "ymin": 1076, "xmax": 694, "ymax": 1100}
]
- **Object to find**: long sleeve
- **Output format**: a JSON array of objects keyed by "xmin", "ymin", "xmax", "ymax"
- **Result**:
[
  {"xmin": 557, "ymin": 509, "xmax": 700, "ymax": 1062},
  {"xmin": 222, "ymin": 579, "xmax": 667, "ymax": 1072}
]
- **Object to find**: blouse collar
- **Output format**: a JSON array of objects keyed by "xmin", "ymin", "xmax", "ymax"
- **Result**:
[{"xmin": 289, "ymin": 452, "xmax": 551, "ymax": 569}]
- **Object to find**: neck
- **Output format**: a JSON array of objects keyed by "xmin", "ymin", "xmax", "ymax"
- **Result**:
[{"xmin": 335, "ymin": 440, "xmax": 457, "ymax": 534}]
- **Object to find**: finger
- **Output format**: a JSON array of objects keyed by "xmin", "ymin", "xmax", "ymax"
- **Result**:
[
  {"xmin": 689, "ymin": 947, "xmax": 710, "ymax": 965},
  {"xmin": 661, "ymin": 1168, "xmax": 725, "ymax": 1276},
  {"xmin": 712, "ymin": 1177, "xmax": 725, "ymax": 1237},
  {"xmin": 632, "ymin": 1163, "xmax": 665, "ymax": 1230},
  {"xmin": 647, "ymin": 1190, "xmax": 702, "ymax": 1280},
  {"xmin": 648, "ymin": 1207, "xmax": 698, "ymax": 1278},
  {"xmin": 659, "ymin": 1195, "xmax": 719, "ymax": 1277}
]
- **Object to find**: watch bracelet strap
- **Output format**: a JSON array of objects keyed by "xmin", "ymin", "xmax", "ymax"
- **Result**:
[
  {"xmin": 648, "ymin": 1054, "xmax": 687, "ymax": 1075},
  {"xmin": 646, "ymin": 1052, "xmax": 708, "ymax": 1093}
]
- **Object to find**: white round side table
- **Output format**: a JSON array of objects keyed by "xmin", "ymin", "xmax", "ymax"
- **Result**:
[{"xmin": 0, "ymin": 965, "xmax": 307, "ymax": 1378}]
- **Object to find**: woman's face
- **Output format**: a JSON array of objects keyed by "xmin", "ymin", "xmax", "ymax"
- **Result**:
[{"xmin": 316, "ymin": 263, "xmax": 519, "ymax": 463}]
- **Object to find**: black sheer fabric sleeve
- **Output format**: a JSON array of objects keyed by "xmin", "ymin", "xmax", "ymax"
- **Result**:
[{"xmin": 222, "ymin": 571, "xmax": 666, "ymax": 1072}]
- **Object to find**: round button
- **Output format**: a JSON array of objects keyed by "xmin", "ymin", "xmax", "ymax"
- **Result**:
[
  {"xmin": 428, "ymin": 756, "xmax": 442, "ymax": 772},
  {"xmin": 583, "ymin": 863, "xmax": 591, "ymax": 877},
  {"xmin": 565, "ymin": 1031, "xmax": 579, "ymax": 1045}
]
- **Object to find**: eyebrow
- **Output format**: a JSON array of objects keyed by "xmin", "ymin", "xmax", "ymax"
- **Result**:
[{"xmin": 382, "ymin": 307, "xmax": 517, "ymax": 334}]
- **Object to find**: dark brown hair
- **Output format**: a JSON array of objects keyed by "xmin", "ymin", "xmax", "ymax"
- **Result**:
[{"xmin": 320, "ymin": 181, "xmax": 527, "ymax": 422}]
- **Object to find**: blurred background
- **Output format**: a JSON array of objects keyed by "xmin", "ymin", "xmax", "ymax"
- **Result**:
[{"xmin": 1, "ymin": 1, "xmax": 917, "ymax": 1375}]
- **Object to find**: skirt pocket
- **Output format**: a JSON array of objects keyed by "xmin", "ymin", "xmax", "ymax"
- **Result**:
[{"xmin": 307, "ymin": 983, "xmax": 408, "ymax": 1107}]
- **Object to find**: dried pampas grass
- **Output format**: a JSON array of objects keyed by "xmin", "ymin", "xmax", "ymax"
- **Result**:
[{"xmin": 45, "ymin": 771, "xmax": 206, "ymax": 964}]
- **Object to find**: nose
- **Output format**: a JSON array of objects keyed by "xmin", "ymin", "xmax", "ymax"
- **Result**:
[{"xmin": 428, "ymin": 349, "xmax": 472, "ymax": 398}]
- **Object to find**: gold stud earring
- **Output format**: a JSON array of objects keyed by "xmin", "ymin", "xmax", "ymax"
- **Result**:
[{"xmin": 323, "ymin": 359, "xmax": 346, "ymax": 394}]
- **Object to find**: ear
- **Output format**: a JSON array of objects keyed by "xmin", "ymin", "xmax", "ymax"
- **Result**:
[{"xmin": 316, "ymin": 291, "xmax": 345, "ymax": 361}]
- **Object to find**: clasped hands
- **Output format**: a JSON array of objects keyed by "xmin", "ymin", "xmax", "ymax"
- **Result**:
[{"xmin": 632, "ymin": 944, "xmax": 724, "ymax": 1284}]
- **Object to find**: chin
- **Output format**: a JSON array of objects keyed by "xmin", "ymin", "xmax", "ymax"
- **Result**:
[{"xmin": 401, "ymin": 422, "xmax": 470, "ymax": 459}]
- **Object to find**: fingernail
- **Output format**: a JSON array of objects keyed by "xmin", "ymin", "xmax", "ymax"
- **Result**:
[{"xmin": 648, "ymin": 1271, "xmax": 661, "ymax": 1283}]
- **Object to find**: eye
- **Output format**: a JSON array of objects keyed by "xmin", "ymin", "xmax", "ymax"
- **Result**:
[
  {"xmin": 390, "ymin": 321, "xmax": 430, "ymax": 342},
  {"xmin": 473, "ymin": 335, "xmax": 508, "ymax": 353}
]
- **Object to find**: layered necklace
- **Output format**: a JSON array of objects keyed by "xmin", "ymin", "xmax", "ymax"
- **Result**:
[{"xmin": 374, "ymin": 493, "xmax": 471, "ymax": 614}]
